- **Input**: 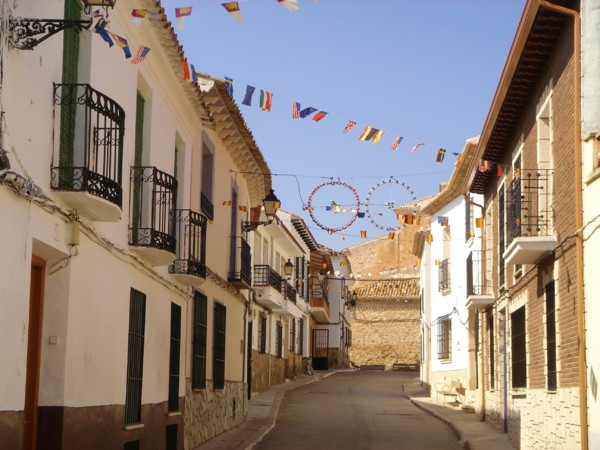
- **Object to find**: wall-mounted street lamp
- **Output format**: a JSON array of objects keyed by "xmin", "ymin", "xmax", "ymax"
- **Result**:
[
  {"xmin": 8, "ymin": 0, "xmax": 117, "ymax": 50},
  {"xmin": 284, "ymin": 259, "xmax": 294, "ymax": 278},
  {"xmin": 345, "ymin": 291, "xmax": 358, "ymax": 308},
  {"xmin": 242, "ymin": 189, "xmax": 281, "ymax": 232},
  {"xmin": 317, "ymin": 270, "xmax": 326, "ymax": 282}
]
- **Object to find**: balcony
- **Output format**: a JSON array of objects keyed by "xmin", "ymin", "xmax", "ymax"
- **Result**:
[
  {"xmin": 309, "ymin": 281, "xmax": 330, "ymax": 323},
  {"xmin": 253, "ymin": 265, "xmax": 285, "ymax": 309},
  {"xmin": 168, "ymin": 209, "xmax": 207, "ymax": 286},
  {"xmin": 438, "ymin": 259, "xmax": 451, "ymax": 295},
  {"xmin": 51, "ymin": 83, "xmax": 124, "ymax": 221},
  {"xmin": 200, "ymin": 191, "xmax": 214, "ymax": 221},
  {"xmin": 129, "ymin": 166, "xmax": 177, "ymax": 266},
  {"xmin": 504, "ymin": 169, "xmax": 555, "ymax": 265},
  {"xmin": 466, "ymin": 251, "xmax": 494, "ymax": 310},
  {"xmin": 228, "ymin": 236, "xmax": 251, "ymax": 289},
  {"xmin": 282, "ymin": 280, "xmax": 297, "ymax": 303}
]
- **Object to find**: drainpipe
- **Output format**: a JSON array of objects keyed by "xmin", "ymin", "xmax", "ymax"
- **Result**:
[
  {"xmin": 536, "ymin": 2, "xmax": 587, "ymax": 448},
  {"xmin": 464, "ymin": 194, "xmax": 487, "ymax": 421}
]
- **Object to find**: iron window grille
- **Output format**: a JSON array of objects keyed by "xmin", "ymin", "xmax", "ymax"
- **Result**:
[
  {"xmin": 168, "ymin": 303, "xmax": 181, "ymax": 412},
  {"xmin": 437, "ymin": 316, "xmax": 452, "ymax": 361},
  {"xmin": 228, "ymin": 236, "xmax": 252, "ymax": 288},
  {"xmin": 51, "ymin": 83, "xmax": 124, "ymax": 208},
  {"xmin": 546, "ymin": 282, "xmax": 557, "ymax": 391},
  {"xmin": 438, "ymin": 259, "xmax": 451, "ymax": 294},
  {"xmin": 200, "ymin": 191, "xmax": 214, "ymax": 221},
  {"xmin": 276, "ymin": 322, "xmax": 283, "ymax": 358},
  {"xmin": 192, "ymin": 291, "xmax": 207, "ymax": 389},
  {"xmin": 290, "ymin": 319, "xmax": 296, "ymax": 352},
  {"xmin": 259, "ymin": 315, "xmax": 267, "ymax": 353},
  {"xmin": 129, "ymin": 166, "xmax": 177, "ymax": 253},
  {"xmin": 466, "ymin": 251, "xmax": 490, "ymax": 296},
  {"xmin": 169, "ymin": 209, "xmax": 207, "ymax": 279},
  {"xmin": 489, "ymin": 315, "xmax": 495, "ymax": 389},
  {"xmin": 499, "ymin": 186, "xmax": 506, "ymax": 289},
  {"xmin": 511, "ymin": 307, "xmax": 527, "ymax": 388},
  {"xmin": 298, "ymin": 318, "xmax": 304, "ymax": 354},
  {"xmin": 125, "ymin": 288, "xmax": 146, "ymax": 425},
  {"xmin": 213, "ymin": 303, "xmax": 226, "ymax": 390}
]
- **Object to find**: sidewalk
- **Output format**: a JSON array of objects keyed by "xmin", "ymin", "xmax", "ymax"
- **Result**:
[
  {"xmin": 195, "ymin": 371, "xmax": 516, "ymax": 450},
  {"xmin": 403, "ymin": 381, "xmax": 516, "ymax": 450},
  {"xmin": 194, "ymin": 370, "xmax": 338, "ymax": 450}
]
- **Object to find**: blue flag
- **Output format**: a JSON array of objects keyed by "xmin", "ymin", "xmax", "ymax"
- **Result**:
[
  {"xmin": 225, "ymin": 77, "xmax": 234, "ymax": 97},
  {"xmin": 299, "ymin": 107, "xmax": 317, "ymax": 118},
  {"xmin": 242, "ymin": 85, "xmax": 255, "ymax": 106}
]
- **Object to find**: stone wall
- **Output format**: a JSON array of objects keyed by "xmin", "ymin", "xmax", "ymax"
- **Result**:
[
  {"xmin": 183, "ymin": 380, "xmax": 246, "ymax": 449},
  {"xmin": 329, "ymin": 348, "xmax": 350, "ymax": 369},
  {"xmin": 251, "ymin": 351, "xmax": 304, "ymax": 396},
  {"xmin": 350, "ymin": 300, "xmax": 420, "ymax": 369}
]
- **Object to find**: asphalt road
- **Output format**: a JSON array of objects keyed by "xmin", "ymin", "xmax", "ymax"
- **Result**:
[{"xmin": 253, "ymin": 370, "xmax": 461, "ymax": 450}]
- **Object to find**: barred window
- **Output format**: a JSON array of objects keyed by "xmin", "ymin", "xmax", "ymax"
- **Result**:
[
  {"xmin": 511, "ymin": 307, "xmax": 527, "ymax": 388},
  {"xmin": 437, "ymin": 316, "xmax": 452, "ymax": 360},
  {"xmin": 125, "ymin": 288, "xmax": 146, "ymax": 425},
  {"xmin": 276, "ymin": 322, "xmax": 283, "ymax": 358},
  {"xmin": 192, "ymin": 291, "xmax": 207, "ymax": 389},
  {"xmin": 259, "ymin": 315, "xmax": 267, "ymax": 353},
  {"xmin": 213, "ymin": 302, "xmax": 226, "ymax": 390},
  {"xmin": 168, "ymin": 303, "xmax": 181, "ymax": 412},
  {"xmin": 546, "ymin": 282, "xmax": 557, "ymax": 390}
]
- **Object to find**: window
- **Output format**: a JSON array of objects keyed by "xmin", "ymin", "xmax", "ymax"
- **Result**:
[
  {"xmin": 124, "ymin": 441, "xmax": 140, "ymax": 450},
  {"xmin": 298, "ymin": 318, "xmax": 304, "ymax": 355},
  {"xmin": 201, "ymin": 139, "xmax": 214, "ymax": 220},
  {"xmin": 546, "ymin": 282, "xmax": 557, "ymax": 390},
  {"xmin": 168, "ymin": 303, "xmax": 181, "ymax": 412},
  {"xmin": 259, "ymin": 315, "xmax": 267, "ymax": 353},
  {"xmin": 489, "ymin": 314, "xmax": 495, "ymax": 389},
  {"xmin": 276, "ymin": 321, "xmax": 283, "ymax": 358},
  {"xmin": 125, "ymin": 289, "xmax": 146, "ymax": 425},
  {"xmin": 213, "ymin": 302, "xmax": 226, "ymax": 390},
  {"xmin": 498, "ymin": 185, "xmax": 506, "ymax": 289},
  {"xmin": 437, "ymin": 316, "xmax": 451, "ymax": 360},
  {"xmin": 192, "ymin": 291, "xmax": 207, "ymax": 389},
  {"xmin": 438, "ymin": 259, "xmax": 451, "ymax": 294},
  {"xmin": 290, "ymin": 319, "xmax": 296, "ymax": 352},
  {"xmin": 511, "ymin": 307, "xmax": 527, "ymax": 388}
]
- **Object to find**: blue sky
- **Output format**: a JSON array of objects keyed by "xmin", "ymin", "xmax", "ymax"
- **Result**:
[{"xmin": 161, "ymin": 1, "xmax": 525, "ymax": 251}]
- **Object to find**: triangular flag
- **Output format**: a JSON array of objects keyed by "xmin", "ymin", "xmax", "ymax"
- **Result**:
[
  {"xmin": 175, "ymin": 7, "xmax": 192, "ymax": 29},
  {"xmin": 312, "ymin": 111, "xmax": 328, "ymax": 122},
  {"xmin": 343, "ymin": 120, "xmax": 356, "ymax": 134},
  {"xmin": 224, "ymin": 77, "xmax": 234, "ymax": 97},
  {"xmin": 259, "ymin": 90, "xmax": 274, "ymax": 112},
  {"xmin": 277, "ymin": 0, "xmax": 299, "ymax": 11},
  {"xmin": 242, "ymin": 85, "xmax": 255, "ymax": 106},
  {"xmin": 222, "ymin": 2, "xmax": 244, "ymax": 23}
]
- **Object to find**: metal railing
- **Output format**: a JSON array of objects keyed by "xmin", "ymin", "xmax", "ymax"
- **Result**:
[
  {"xmin": 129, "ymin": 166, "xmax": 177, "ymax": 253},
  {"xmin": 169, "ymin": 209, "xmax": 207, "ymax": 279},
  {"xmin": 438, "ymin": 259, "xmax": 451, "ymax": 294},
  {"xmin": 507, "ymin": 168, "xmax": 553, "ymax": 244},
  {"xmin": 228, "ymin": 236, "xmax": 251, "ymax": 287},
  {"xmin": 282, "ymin": 281, "xmax": 297, "ymax": 303},
  {"xmin": 51, "ymin": 83, "xmax": 124, "ymax": 207},
  {"xmin": 466, "ymin": 250, "xmax": 492, "ymax": 296},
  {"xmin": 253, "ymin": 265, "xmax": 283, "ymax": 292}
]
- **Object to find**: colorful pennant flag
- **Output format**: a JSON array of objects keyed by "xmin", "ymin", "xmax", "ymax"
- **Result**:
[
  {"xmin": 475, "ymin": 218, "xmax": 483, "ymax": 228},
  {"xmin": 410, "ymin": 142, "xmax": 425, "ymax": 152},
  {"xmin": 390, "ymin": 136, "xmax": 403, "ymax": 150},
  {"xmin": 371, "ymin": 129, "xmax": 385, "ymax": 144},
  {"xmin": 109, "ymin": 32, "xmax": 131, "ymax": 58},
  {"xmin": 469, "ymin": 229, "xmax": 476, "ymax": 238},
  {"xmin": 222, "ymin": 2, "xmax": 244, "ymax": 23},
  {"xmin": 360, "ymin": 230, "xmax": 367, "ymax": 239},
  {"xmin": 94, "ymin": 19, "xmax": 113, "ymax": 47},
  {"xmin": 312, "ymin": 111, "xmax": 328, "ymax": 122},
  {"xmin": 427, "ymin": 234, "xmax": 433, "ymax": 243},
  {"xmin": 292, "ymin": 101, "xmax": 300, "ymax": 119},
  {"xmin": 277, "ymin": 0, "xmax": 300, "ymax": 11},
  {"xmin": 181, "ymin": 60, "xmax": 198, "ymax": 82},
  {"xmin": 359, "ymin": 126, "xmax": 379, "ymax": 142},
  {"xmin": 222, "ymin": 200, "xmax": 232, "ymax": 206},
  {"xmin": 357, "ymin": 212, "xmax": 365, "ymax": 218},
  {"xmin": 131, "ymin": 46, "xmax": 150, "ymax": 64},
  {"xmin": 437, "ymin": 216, "xmax": 449, "ymax": 226},
  {"xmin": 388, "ymin": 232, "xmax": 395, "ymax": 240},
  {"xmin": 497, "ymin": 166, "xmax": 504, "ymax": 176},
  {"xmin": 238, "ymin": 205, "xmax": 247, "ymax": 212},
  {"xmin": 242, "ymin": 85, "xmax": 255, "ymax": 106},
  {"xmin": 435, "ymin": 148, "xmax": 446, "ymax": 163},
  {"xmin": 299, "ymin": 107, "xmax": 317, "ymax": 118},
  {"xmin": 343, "ymin": 120, "xmax": 356, "ymax": 134},
  {"xmin": 175, "ymin": 7, "xmax": 192, "ymax": 29},
  {"xmin": 130, "ymin": 9, "xmax": 147, "ymax": 26},
  {"xmin": 259, "ymin": 90, "xmax": 274, "ymax": 112},
  {"xmin": 224, "ymin": 77, "xmax": 234, "ymax": 97},
  {"xmin": 435, "ymin": 259, "xmax": 440, "ymax": 266},
  {"xmin": 403, "ymin": 214, "xmax": 415, "ymax": 225}
]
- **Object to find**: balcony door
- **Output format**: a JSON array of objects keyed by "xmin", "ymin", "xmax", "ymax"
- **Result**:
[
  {"xmin": 23, "ymin": 256, "xmax": 46, "ymax": 450},
  {"xmin": 312, "ymin": 329, "xmax": 329, "ymax": 370}
]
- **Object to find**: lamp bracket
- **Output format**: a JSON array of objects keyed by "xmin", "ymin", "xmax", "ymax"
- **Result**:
[
  {"xmin": 242, "ymin": 220, "xmax": 272, "ymax": 233},
  {"xmin": 9, "ymin": 17, "xmax": 92, "ymax": 50}
]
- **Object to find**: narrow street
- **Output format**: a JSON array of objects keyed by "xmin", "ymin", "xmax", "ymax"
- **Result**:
[{"xmin": 254, "ymin": 371, "xmax": 462, "ymax": 450}]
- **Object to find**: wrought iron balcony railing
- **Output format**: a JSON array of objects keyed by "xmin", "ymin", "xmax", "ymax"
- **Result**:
[
  {"xmin": 200, "ymin": 191, "xmax": 214, "ymax": 221},
  {"xmin": 253, "ymin": 265, "xmax": 283, "ymax": 292},
  {"xmin": 282, "ymin": 281, "xmax": 297, "ymax": 303},
  {"xmin": 438, "ymin": 258, "xmax": 451, "ymax": 294},
  {"xmin": 129, "ymin": 166, "xmax": 177, "ymax": 254},
  {"xmin": 310, "ymin": 280, "xmax": 328, "ymax": 303},
  {"xmin": 467, "ymin": 251, "xmax": 491, "ymax": 296},
  {"xmin": 507, "ymin": 169, "xmax": 553, "ymax": 244},
  {"xmin": 169, "ymin": 209, "xmax": 207, "ymax": 279},
  {"xmin": 51, "ymin": 83, "xmax": 124, "ymax": 209},
  {"xmin": 228, "ymin": 236, "xmax": 252, "ymax": 288}
]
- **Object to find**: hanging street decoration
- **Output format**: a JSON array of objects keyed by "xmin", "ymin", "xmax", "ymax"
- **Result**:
[
  {"xmin": 306, "ymin": 180, "xmax": 361, "ymax": 234},
  {"xmin": 277, "ymin": 0, "xmax": 300, "ymax": 12},
  {"xmin": 222, "ymin": 2, "xmax": 244, "ymax": 23},
  {"xmin": 175, "ymin": 7, "xmax": 193, "ymax": 29},
  {"xmin": 435, "ymin": 148, "xmax": 446, "ymax": 163},
  {"xmin": 364, "ymin": 177, "xmax": 418, "ymax": 232}
]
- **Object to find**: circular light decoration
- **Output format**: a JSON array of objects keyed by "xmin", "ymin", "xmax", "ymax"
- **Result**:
[
  {"xmin": 306, "ymin": 180, "xmax": 361, "ymax": 233},
  {"xmin": 364, "ymin": 177, "xmax": 417, "ymax": 231}
]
